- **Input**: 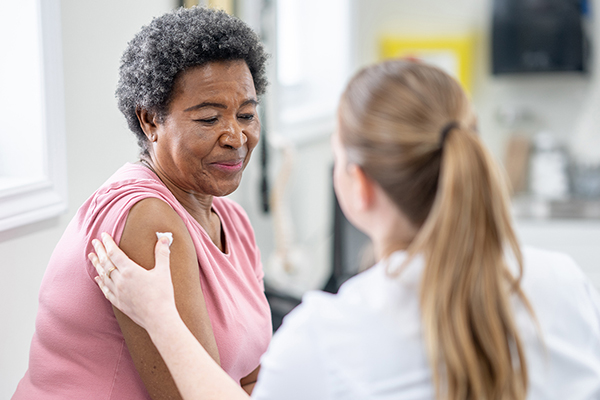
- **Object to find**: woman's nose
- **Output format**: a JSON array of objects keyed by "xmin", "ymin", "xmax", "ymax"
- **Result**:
[{"xmin": 219, "ymin": 121, "xmax": 247, "ymax": 149}]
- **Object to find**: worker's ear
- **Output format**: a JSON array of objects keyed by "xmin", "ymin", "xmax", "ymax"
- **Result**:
[
  {"xmin": 136, "ymin": 107, "xmax": 159, "ymax": 142},
  {"xmin": 348, "ymin": 164, "xmax": 376, "ymax": 212}
]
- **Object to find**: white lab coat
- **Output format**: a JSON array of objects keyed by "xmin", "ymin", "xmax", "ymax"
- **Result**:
[{"xmin": 253, "ymin": 247, "xmax": 600, "ymax": 400}]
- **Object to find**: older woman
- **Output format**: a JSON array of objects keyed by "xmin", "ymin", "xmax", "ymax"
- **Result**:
[{"xmin": 13, "ymin": 7, "xmax": 271, "ymax": 400}]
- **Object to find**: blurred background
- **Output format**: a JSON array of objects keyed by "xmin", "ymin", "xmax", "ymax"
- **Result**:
[{"xmin": 1, "ymin": 0, "xmax": 600, "ymax": 396}]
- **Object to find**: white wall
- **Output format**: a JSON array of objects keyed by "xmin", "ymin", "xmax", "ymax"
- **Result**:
[{"xmin": 0, "ymin": 0, "xmax": 176, "ymax": 396}]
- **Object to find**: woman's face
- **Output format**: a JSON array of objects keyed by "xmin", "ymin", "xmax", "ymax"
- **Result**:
[
  {"xmin": 331, "ymin": 122, "xmax": 362, "ymax": 231},
  {"xmin": 149, "ymin": 60, "xmax": 260, "ymax": 197}
]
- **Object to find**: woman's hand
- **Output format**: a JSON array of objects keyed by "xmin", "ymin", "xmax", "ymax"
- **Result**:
[{"xmin": 89, "ymin": 232, "xmax": 179, "ymax": 333}]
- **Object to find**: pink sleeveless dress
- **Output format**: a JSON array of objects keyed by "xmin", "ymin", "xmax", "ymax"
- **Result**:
[{"xmin": 13, "ymin": 163, "xmax": 272, "ymax": 399}]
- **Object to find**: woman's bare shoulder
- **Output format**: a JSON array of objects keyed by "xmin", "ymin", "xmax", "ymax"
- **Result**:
[{"xmin": 119, "ymin": 197, "xmax": 195, "ymax": 271}]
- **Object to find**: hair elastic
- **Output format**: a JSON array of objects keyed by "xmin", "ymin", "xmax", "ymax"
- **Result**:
[{"xmin": 440, "ymin": 122, "xmax": 459, "ymax": 147}]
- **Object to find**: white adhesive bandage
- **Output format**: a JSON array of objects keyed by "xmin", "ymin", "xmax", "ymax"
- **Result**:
[{"xmin": 156, "ymin": 232, "xmax": 173, "ymax": 247}]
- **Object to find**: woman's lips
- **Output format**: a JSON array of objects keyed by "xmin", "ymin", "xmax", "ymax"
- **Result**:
[{"xmin": 211, "ymin": 160, "xmax": 244, "ymax": 172}]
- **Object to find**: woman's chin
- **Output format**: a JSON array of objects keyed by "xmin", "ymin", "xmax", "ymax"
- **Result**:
[{"xmin": 208, "ymin": 180, "xmax": 243, "ymax": 198}]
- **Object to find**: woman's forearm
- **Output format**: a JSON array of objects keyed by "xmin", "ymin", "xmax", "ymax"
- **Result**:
[{"xmin": 148, "ymin": 313, "xmax": 250, "ymax": 400}]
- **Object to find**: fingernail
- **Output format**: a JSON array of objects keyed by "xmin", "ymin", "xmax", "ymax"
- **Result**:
[{"xmin": 156, "ymin": 232, "xmax": 173, "ymax": 247}]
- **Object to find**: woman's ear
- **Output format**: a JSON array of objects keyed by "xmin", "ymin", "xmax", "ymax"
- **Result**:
[
  {"xmin": 136, "ymin": 108, "xmax": 158, "ymax": 142},
  {"xmin": 349, "ymin": 164, "xmax": 376, "ymax": 211}
]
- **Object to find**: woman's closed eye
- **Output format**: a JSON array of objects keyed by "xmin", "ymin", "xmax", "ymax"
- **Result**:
[
  {"xmin": 195, "ymin": 117, "xmax": 218, "ymax": 125},
  {"xmin": 237, "ymin": 113, "xmax": 255, "ymax": 121}
]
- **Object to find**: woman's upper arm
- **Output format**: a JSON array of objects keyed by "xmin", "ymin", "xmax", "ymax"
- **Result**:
[{"xmin": 116, "ymin": 197, "xmax": 219, "ymax": 400}]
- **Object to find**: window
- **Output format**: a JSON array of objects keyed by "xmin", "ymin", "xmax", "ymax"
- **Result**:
[
  {"xmin": 274, "ymin": 0, "xmax": 352, "ymax": 141},
  {"xmin": 0, "ymin": 0, "xmax": 67, "ymax": 232}
]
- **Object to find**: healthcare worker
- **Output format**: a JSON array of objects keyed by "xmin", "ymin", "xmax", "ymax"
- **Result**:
[{"xmin": 91, "ymin": 59, "xmax": 600, "ymax": 400}]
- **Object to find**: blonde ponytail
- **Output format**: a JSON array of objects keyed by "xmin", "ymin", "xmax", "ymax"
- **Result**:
[
  {"xmin": 411, "ymin": 125, "xmax": 529, "ymax": 399},
  {"xmin": 339, "ymin": 60, "xmax": 533, "ymax": 400}
]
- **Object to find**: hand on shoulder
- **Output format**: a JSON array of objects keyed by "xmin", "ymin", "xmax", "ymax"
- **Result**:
[{"xmin": 90, "ymin": 232, "xmax": 178, "ymax": 332}]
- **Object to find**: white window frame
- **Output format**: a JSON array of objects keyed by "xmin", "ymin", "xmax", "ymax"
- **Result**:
[
  {"xmin": 0, "ymin": 0, "xmax": 67, "ymax": 232},
  {"xmin": 236, "ymin": 0, "xmax": 354, "ymax": 145},
  {"xmin": 271, "ymin": 0, "xmax": 353, "ymax": 145}
]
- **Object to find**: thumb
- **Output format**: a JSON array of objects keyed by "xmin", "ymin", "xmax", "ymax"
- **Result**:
[{"xmin": 154, "ymin": 235, "xmax": 172, "ymax": 273}]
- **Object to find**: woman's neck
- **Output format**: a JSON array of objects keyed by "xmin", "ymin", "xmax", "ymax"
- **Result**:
[
  {"xmin": 138, "ymin": 158, "xmax": 224, "ymax": 250},
  {"xmin": 372, "ymin": 237, "xmax": 411, "ymax": 262},
  {"xmin": 367, "ymin": 195, "xmax": 418, "ymax": 262}
]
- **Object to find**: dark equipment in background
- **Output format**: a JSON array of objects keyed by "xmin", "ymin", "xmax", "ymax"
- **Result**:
[
  {"xmin": 259, "ymin": 106, "xmax": 270, "ymax": 214},
  {"xmin": 492, "ymin": 0, "xmax": 590, "ymax": 74},
  {"xmin": 323, "ymin": 189, "xmax": 371, "ymax": 294},
  {"xmin": 264, "ymin": 287, "xmax": 301, "ymax": 331},
  {"xmin": 266, "ymin": 179, "xmax": 372, "ymax": 331}
]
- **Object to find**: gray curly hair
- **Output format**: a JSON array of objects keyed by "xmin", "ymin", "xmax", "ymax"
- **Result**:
[{"xmin": 116, "ymin": 6, "xmax": 268, "ymax": 154}]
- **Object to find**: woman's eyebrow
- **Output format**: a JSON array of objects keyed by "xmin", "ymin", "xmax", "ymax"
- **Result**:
[
  {"xmin": 240, "ymin": 99, "xmax": 259, "ymax": 107},
  {"xmin": 184, "ymin": 102, "xmax": 227, "ymax": 112},
  {"xmin": 184, "ymin": 98, "xmax": 258, "ymax": 112}
]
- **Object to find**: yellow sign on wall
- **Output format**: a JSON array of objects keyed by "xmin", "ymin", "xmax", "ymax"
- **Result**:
[
  {"xmin": 182, "ymin": 0, "xmax": 234, "ymax": 14},
  {"xmin": 381, "ymin": 35, "xmax": 475, "ymax": 93}
]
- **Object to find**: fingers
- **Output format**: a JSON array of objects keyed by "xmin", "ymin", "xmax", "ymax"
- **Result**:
[
  {"xmin": 101, "ymin": 232, "xmax": 132, "ymax": 269},
  {"xmin": 89, "ymin": 232, "xmax": 173, "ymax": 309},
  {"xmin": 89, "ymin": 251, "xmax": 102, "ymax": 278},
  {"xmin": 89, "ymin": 236, "xmax": 121, "ymax": 309},
  {"xmin": 154, "ymin": 236, "xmax": 172, "ymax": 272},
  {"xmin": 89, "ymin": 235, "xmax": 121, "ymax": 302},
  {"xmin": 155, "ymin": 232, "xmax": 173, "ymax": 246},
  {"xmin": 88, "ymin": 245, "xmax": 118, "ymax": 296},
  {"xmin": 89, "ymin": 239, "xmax": 115, "ymax": 279},
  {"xmin": 95, "ymin": 276, "xmax": 118, "ymax": 306},
  {"xmin": 94, "ymin": 275, "xmax": 110, "ymax": 298}
]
